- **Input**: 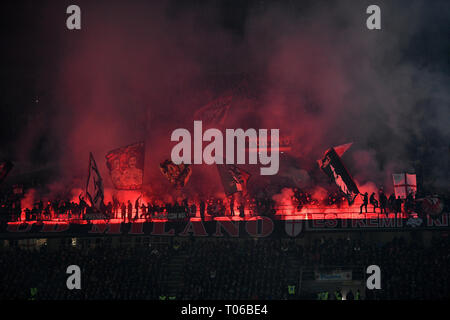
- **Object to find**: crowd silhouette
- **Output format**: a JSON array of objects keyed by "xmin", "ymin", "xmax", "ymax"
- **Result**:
[{"xmin": 0, "ymin": 186, "xmax": 424, "ymax": 223}]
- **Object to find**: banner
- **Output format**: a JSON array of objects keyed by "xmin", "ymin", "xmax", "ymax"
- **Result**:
[
  {"xmin": 4, "ymin": 213, "xmax": 450, "ymax": 237},
  {"xmin": 86, "ymin": 153, "xmax": 104, "ymax": 210},
  {"xmin": 392, "ymin": 173, "xmax": 417, "ymax": 199},
  {"xmin": 105, "ymin": 142, "xmax": 145, "ymax": 190},
  {"xmin": 318, "ymin": 145, "xmax": 359, "ymax": 205},
  {"xmin": 314, "ymin": 270, "xmax": 352, "ymax": 281},
  {"xmin": 159, "ymin": 159, "xmax": 192, "ymax": 188},
  {"xmin": 217, "ymin": 164, "xmax": 250, "ymax": 196},
  {"xmin": 0, "ymin": 160, "xmax": 13, "ymax": 184}
]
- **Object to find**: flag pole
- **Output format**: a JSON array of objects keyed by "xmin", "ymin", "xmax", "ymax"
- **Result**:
[{"xmin": 404, "ymin": 172, "xmax": 408, "ymax": 199}]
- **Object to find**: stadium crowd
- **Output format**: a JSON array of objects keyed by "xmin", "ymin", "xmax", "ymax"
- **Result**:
[
  {"xmin": 180, "ymin": 239, "xmax": 289, "ymax": 299},
  {"xmin": 0, "ymin": 235, "xmax": 449, "ymax": 300},
  {"xmin": 0, "ymin": 240, "xmax": 171, "ymax": 300}
]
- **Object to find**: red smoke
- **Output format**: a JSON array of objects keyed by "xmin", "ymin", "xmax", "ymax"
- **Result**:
[{"xmin": 13, "ymin": 0, "xmax": 449, "ymax": 206}]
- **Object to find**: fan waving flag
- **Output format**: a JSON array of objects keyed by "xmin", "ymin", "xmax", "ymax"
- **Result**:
[
  {"xmin": 318, "ymin": 144, "xmax": 359, "ymax": 205},
  {"xmin": 217, "ymin": 164, "xmax": 251, "ymax": 196},
  {"xmin": 392, "ymin": 173, "xmax": 417, "ymax": 199},
  {"xmin": 86, "ymin": 152, "xmax": 104, "ymax": 210}
]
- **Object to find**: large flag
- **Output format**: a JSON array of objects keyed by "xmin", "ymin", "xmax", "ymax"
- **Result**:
[
  {"xmin": 86, "ymin": 152, "xmax": 104, "ymax": 209},
  {"xmin": 0, "ymin": 160, "xmax": 13, "ymax": 184},
  {"xmin": 217, "ymin": 164, "xmax": 251, "ymax": 196},
  {"xmin": 392, "ymin": 173, "xmax": 417, "ymax": 199},
  {"xmin": 318, "ymin": 144, "xmax": 359, "ymax": 205},
  {"xmin": 159, "ymin": 159, "xmax": 192, "ymax": 188},
  {"xmin": 193, "ymin": 94, "xmax": 233, "ymax": 127},
  {"xmin": 105, "ymin": 142, "xmax": 144, "ymax": 190}
]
